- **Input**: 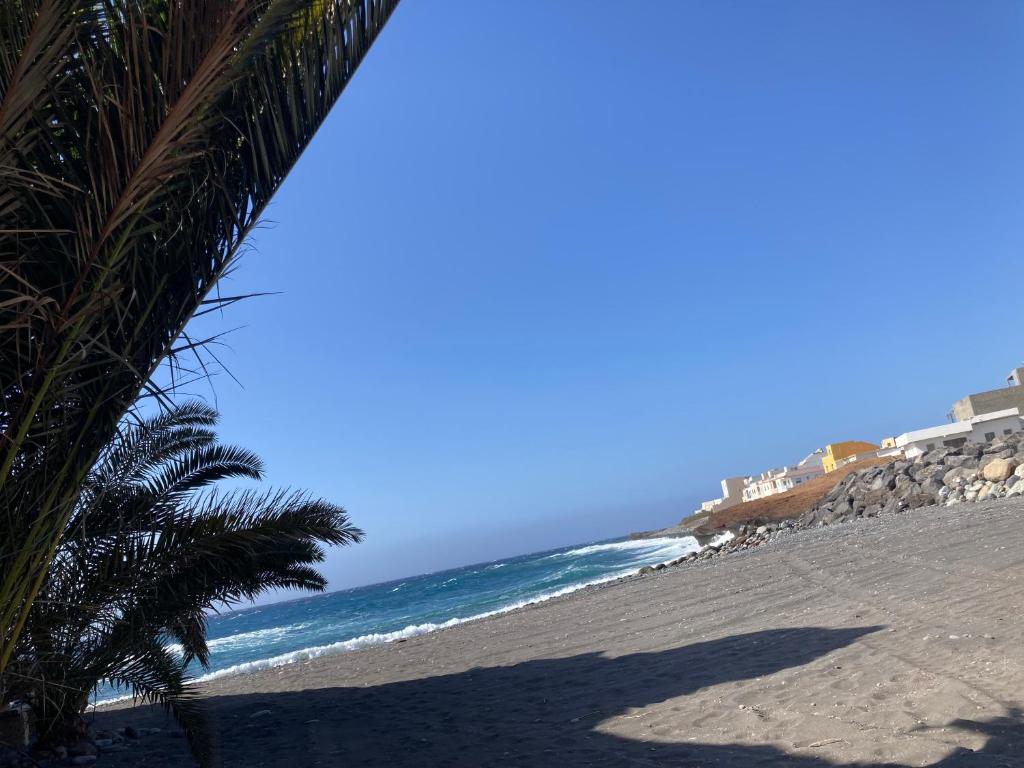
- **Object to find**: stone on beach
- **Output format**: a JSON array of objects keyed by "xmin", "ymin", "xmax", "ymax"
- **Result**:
[{"xmin": 982, "ymin": 457, "xmax": 1018, "ymax": 482}]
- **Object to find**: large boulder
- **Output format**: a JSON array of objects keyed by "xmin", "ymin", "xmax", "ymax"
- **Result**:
[
  {"xmin": 978, "ymin": 454, "xmax": 1003, "ymax": 474},
  {"xmin": 880, "ymin": 496, "xmax": 902, "ymax": 516},
  {"xmin": 859, "ymin": 466, "xmax": 883, "ymax": 482},
  {"xmin": 943, "ymin": 466, "xmax": 975, "ymax": 488},
  {"xmin": 894, "ymin": 473, "xmax": 915, "ymax": 488},
  {"xmin": 913, "ymin": 465, "xmax": 947, "ymax": 485},
  {"xmin": 869, "ymin": 469, "xmax": 896, "ymax": 492},
  {"xmin": 960, "ymin": 443, "xmax": 985, "ymax": 459},
  {"xmin": 800, "ymin": 504, "xmax": 830, "ymax": 526},
  {"xmin": 858, "ymin": 488, "xmax": 891, "ymax": 506},
  {"xmin": 944, "ymin": 454, "xmax": 978, "ymax": 469},
  {"xmin": 830, "ymin": 500, "xmax": 854, "ymax": 521},
  {"xmin": 1007, "ymin": 480, "xmax": 1024, "ymax": 497},
  {"xmin": 893, "ymin": 480, "xmax": 922, "ymax": 504},
  {"xmin": 921, "ymin": 448, "xmax": 953, "ymax": 465},
  {"xmin": 908, "ymin": 491, "xmax": 937, "ymax": 508},
  {"xmin": 983, "ymin": 457, "xmax": 1019, "ymax": 482},
  {"xmin": 983, "ymin": 440, "xmax": 1011, "ymax": 455}
]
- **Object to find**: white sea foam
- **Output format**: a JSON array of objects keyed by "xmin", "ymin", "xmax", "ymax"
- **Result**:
[
  {"xmin": 185, "ymin": 573, "xmax": 639, "ymax": 686},
  {"xmin": 192, "ymin": 540, "xmax": 706, "ymax": 681},
  {"xmin": 551, "ymin": 536, "xmax": 699, "ymax": 559},
  {"xmin": 97, "ymin": 536, "xmax": 705, "ymax": 704},
  {"xmin": 708, "ymin": 531, "xmax": 735, "ymax": 547},
  {"xmin": 206, "ymin": 624, "xmax": 308, "ymax": 651},
  {"xmin": 163, "ymin": 624, "xmax": 308, "ymax": 657}
]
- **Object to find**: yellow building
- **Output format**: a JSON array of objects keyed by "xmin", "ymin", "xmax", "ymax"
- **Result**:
[
  {"xmin": 822, "ymin": 440, "xmax": 880, "ymax": 473},
  {"xmin": 880, "ymin": 437, "xmax": 897, "ymax": 449}
]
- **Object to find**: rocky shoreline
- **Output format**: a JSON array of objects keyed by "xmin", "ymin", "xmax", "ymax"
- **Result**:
[
  {"xmin": 638, "ymin": 431, "xmax": 1024, "ymax": 572},
  {"xmin": 801, "ymin": 433, "xmax": 1024, "ymax": 524}
]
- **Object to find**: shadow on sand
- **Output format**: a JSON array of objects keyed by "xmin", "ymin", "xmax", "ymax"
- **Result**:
[{"xmin": 93, "ymin": 625, "xmax": 1023, "ymax": 767}]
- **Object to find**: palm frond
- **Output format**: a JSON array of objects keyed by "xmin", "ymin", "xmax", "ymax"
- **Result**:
[
  {"xmin": 142, "ymin": 444, "xmax": 265, "ymax": 502},
  {"xmin": 16, "ymin": 403, "xmax": 363, "ymax": 763},
  {"xmin": 105, "ymin": 639, "xmax": 212, "ymax": 768},
  {"xmin": 0, "ymin": 0, "xmax": 399, "ymax": 685}
]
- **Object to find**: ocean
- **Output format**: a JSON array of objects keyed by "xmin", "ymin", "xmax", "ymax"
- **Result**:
[{"xmin": 97, "ymin": 534, "xmax": 711, "ymax": 702}]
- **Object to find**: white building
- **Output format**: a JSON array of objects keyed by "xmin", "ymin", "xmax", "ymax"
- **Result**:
[
  {"xmin": 877, "ymin": 445, "xmax": 904, "ymax": 459},
  {"xmin": 741, "ymin": 449, "xmax": 826, "ymax": 502},
  {"xmin": 698, "ymin": 476, "xmax": 746, "ymax": 514},
  {"xmin": 894, "ymin": 408, "xmax": 1022, "ymax": 460}
]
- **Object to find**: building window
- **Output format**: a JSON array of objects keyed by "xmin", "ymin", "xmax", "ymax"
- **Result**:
[
  {"xmin": 1004, "ymin": 429, "xmax": 1013, "ymax": 436},
  {"xmin": 926, "ymin": 443, "xmax": 935, "ymax": 451},
  {"xmin": 985, "ymin": 432, "xmax": 996, "ymax": 442}
]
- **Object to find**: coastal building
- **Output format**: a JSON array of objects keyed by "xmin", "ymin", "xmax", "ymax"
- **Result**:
[
  {"xmin": 741, "ymin": 450, "xmax": 826, "ymax": 502},
  {"xmin": 949, "ymin": 368, "xmax": 1024, "ymax": 422},
  {"xmin": 741, "ymin": 472, "xmax": 775, "ymax": 502},
  {"xmin": 895, "ymin": 408, "xmax": 1022, "ymax": 460},
  {"xmin": 831, "ymin": 451, "xmax": 880, "ymax": 472},
  {"xmin": 698, "ymin": 476, "xmax": 746, "ymax": 514},
  {"xmin": 876, "ymin": 436, "xmax": 903, "ymax": 458},
  {"xmin": 822, "ymin": 441, "xmax": 880, "ymax": 473}
]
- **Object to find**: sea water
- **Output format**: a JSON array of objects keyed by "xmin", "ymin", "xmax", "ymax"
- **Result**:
[{"xmin": 96, "ymin": 535, "xmax": 707, "ymax": 702}]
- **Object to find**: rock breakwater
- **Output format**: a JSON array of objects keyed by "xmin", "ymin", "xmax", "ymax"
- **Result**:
[
  {"xmin": 637, "ymin": 432, "xmax": 1024, "ymax": 574},
  {"xmin": 800, "ymin": 433, "xmax": 1024, "ymax": 526}
]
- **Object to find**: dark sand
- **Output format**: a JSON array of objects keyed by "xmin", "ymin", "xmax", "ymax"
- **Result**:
[{"xmin": 97, "ymin": 498, "xmax": 1024, "ymax": 767}]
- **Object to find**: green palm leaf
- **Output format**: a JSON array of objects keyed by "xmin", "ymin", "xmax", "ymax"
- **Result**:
[
  {"xmin": 0, "ymin": 0, "xmax": 399, "ymax": 685},
  {"xmin": 12, "ymin": 403, "xmax": 363, "ymax": 765}
]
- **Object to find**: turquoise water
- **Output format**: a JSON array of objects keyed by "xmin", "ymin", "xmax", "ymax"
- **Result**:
[{"xmin": 97, "ymin": 534, "xmax": 702, "ymax": 701}]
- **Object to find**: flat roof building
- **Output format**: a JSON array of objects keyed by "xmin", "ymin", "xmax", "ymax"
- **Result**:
[
  {"xmin": 949, "ymin": 368, "xmax": 1024, "ymax": 422},
  {"xmin": 741, "ymin": 450, "xmax": 826, "ymax": 502},
  {"xmin": 895, "ymin": 408, "xmax": 1022, "ymax": 460},
  {"xmin": 698, "ymin": 476, "xmax": 747, "ymax": 515}
]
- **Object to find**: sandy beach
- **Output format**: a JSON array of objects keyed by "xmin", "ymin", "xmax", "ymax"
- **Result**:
[{"xmin": 95, "ymin": 498, "xmax": 1024, "ymax": 767}]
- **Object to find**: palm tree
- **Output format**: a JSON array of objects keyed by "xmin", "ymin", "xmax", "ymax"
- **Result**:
[
  {"xmin": 5, "ymin": 402, "xmax": 362, "ymax": 765},
  {"xmin": 0, "ymin": 0, "xmax": 399, "ymax": 678}
]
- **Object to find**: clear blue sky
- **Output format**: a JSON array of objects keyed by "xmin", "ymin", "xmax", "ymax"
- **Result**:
[{"xmin": 185, "ymin": 0, "xmax": 1024, "ymax": 592}]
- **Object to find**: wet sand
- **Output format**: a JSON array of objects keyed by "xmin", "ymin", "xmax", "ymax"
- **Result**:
[{"xmin": 97, "ymin": 498, "xmax": 1024, "ymax": 767}]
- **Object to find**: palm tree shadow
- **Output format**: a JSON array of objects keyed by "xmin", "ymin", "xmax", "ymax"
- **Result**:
[{"xmin": 94, "ymin": 625, "xmax": 1024, "ymax": 767}]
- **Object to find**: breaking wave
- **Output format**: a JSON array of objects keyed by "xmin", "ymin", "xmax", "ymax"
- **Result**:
[
  {"xmin": 97, "ymin": 531, "xmax": 712, "ymax": 704},
  {"xmin": 551, "ymin": 536, "xmax": 698, "ymax": 559}
]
